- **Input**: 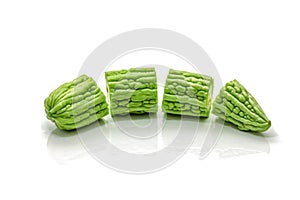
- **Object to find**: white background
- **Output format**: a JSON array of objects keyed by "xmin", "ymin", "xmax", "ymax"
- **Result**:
[{"xmin": 0, "ymin": 0, "xmax": 299, "ymax": 199}]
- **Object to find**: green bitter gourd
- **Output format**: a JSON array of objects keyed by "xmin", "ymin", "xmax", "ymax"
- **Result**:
[
  {"xmin": 212, "ymin": 79, "xmax": 271, "ymax": 132},
  {"xmin": 162, "ymin": 69, "xmax": 214, "ymax": 117},
  {"xmin": 105, "ymin": 67, "xmax": 158, "ymax": 116},
  {"xmin": 44, "ymin": 75, "xmax": 108, "ymax": 130}
]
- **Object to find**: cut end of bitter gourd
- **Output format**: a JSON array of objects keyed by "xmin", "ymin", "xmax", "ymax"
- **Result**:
[
  {"xmin": 105, "ymin": 67, "xmax": 158, "ymax": 116},
  {"xmin": 212, "ymin": 79, "xmax": 271, "ymax": 132},
  {"xmin": 162, "ymin": 69, "xmax": 214, "ymax": 117},
  {"xmin": 44, "ymin": 75, "xmax": 109, "ymax": 131}
]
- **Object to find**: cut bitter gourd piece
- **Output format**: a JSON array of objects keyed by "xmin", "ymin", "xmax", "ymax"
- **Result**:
[
  {"xmin": 212, "ymin": 79, "xmax": 271, "ymax": 132},
  {"xmin": 44, "ymin": 75, "xmax": 109, "ymax": 130},
  {"xmin": 162, "ymin": 69, "xmax": 214, "ymax": 117},
  {"xmin": 105, "ymin": 67, "xmax": 158, "ymax": 116}
]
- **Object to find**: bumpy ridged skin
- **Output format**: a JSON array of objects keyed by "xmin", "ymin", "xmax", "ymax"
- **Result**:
[
  {"xmin": 105, "ymin": 68, "xmax": 158, "ymax": 116},
  {"xmin": 212, "ymin": 79, "xmax": 271, "ymax": 132},
  {"xmin": 44, "ymin": 75, "xmax": 108, "ymax": 130},
  {"xmin": 162, "ymin": 69, "xmax": 213, "ymax": 117}
]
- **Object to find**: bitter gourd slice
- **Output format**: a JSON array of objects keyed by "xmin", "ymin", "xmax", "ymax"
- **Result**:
[
  {"xmin": 162, "ymin": 69, "xmax": 213, "ymax": 117},
  {"xmin": 212, "ymin": 79, "xmax": 271, "ymax": 132},
  {"xmin": 44, "ymin": 75, "xmax": 108, "ymax": 130},
  {"xmin": 105, "ymin": 67, "xmax": 158, "ymax": 116}
]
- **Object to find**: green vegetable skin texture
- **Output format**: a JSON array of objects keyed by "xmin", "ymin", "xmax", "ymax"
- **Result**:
[
  {"xmin": 44, "ymin": 75, "xmax": 109, "ymax": 130},
  {"xmin": 212, "ymin": 79, "xmax": 271, "ymax": 132},
  {"xmin": 105, "ymin": 68, "xmax": 158, "ymax": 116},
  {"xmin": 162, "ymin": 69, "xmax": 213, "ymax": 117}
]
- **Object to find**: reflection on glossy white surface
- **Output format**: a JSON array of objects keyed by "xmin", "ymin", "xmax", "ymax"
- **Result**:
[
  {"xmin": 47, "ymin": 127, "xmax": 87, "ymax": 163},
  {"xmin": 46, "ymin": 112, "xmax": 278, "ymax": 163},
  {"xmin": 106, "ymin": 113, "xmax": 164, "ymax": 154},
  {"xmin": 191, "ymin": 119, "xmax": 277, "ymax": 158},
  {"xmin": 213, "ymin": 126, "xmax": 271, "ymax": 158}
]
